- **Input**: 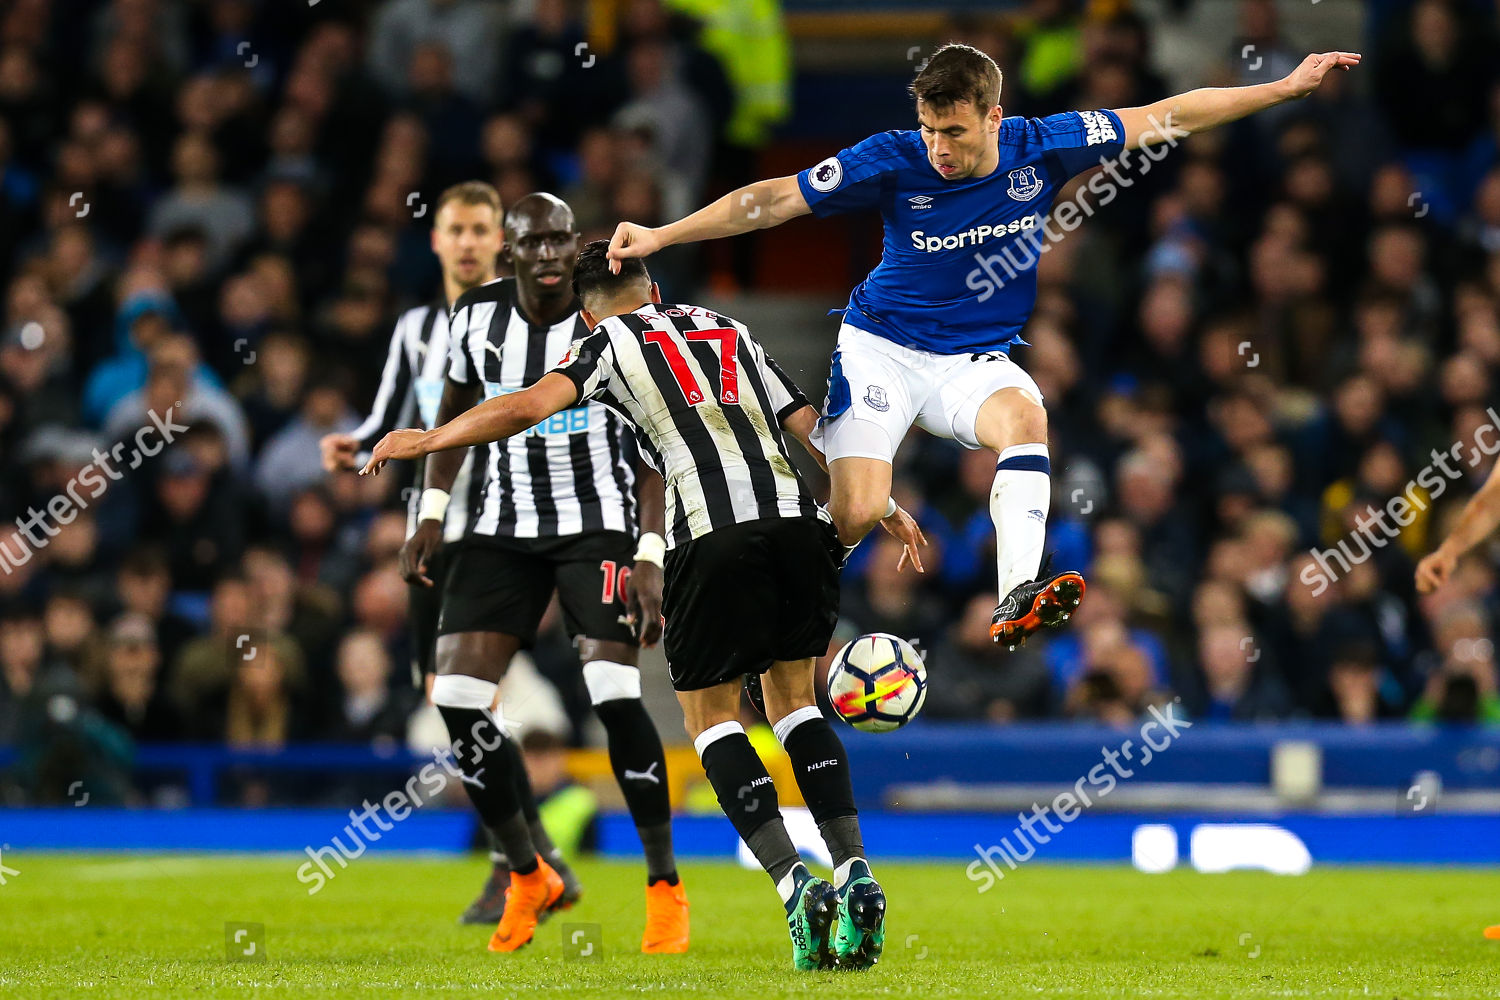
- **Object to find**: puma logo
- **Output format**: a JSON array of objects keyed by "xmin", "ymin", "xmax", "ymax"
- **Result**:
[
  {"xmin": 457, "ymin": 767, "xmax": 486, "ymax": 790},
  {"xmin": 624, "ymin": 762, "xmax": 661, "ymax": 784}
]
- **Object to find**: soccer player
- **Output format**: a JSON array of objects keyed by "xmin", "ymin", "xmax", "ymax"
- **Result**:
[
  {"xmin": 398, "ymin": 195, "xmax": 685, "ymax": 954},
  {"xmin": 318, "ymin": 181, "xmax": 536, "ymax": 924},
  {"xmin": 605, "ymin": 43, "xmax": 1360, "ymax": 646},
  {"xmin": 362, "ymin": 240, "xmax": 925, "ymax": 970},
  {"xmin": 320, "ymin": 181, "xmax": 494, "ymax": 688},
  {"xmin": 1416, "ymin": 468, "xmax": 1500, "ymax": 593}
]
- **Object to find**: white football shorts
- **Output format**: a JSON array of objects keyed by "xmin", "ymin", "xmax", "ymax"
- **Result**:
[{"xmin": 812, "ymin": 322, "xmax": 1044, "ymax": 464}]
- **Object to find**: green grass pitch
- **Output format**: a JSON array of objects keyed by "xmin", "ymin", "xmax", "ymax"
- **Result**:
[{"xmin": 3, "ymin": 854, "xmax": 1497, "ymax": 998}]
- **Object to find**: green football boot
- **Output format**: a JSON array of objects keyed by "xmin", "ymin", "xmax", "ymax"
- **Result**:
[
  {"xmin": 833, "ymin": 861, "xmax": 886, "ymax": 970},
  {"xmin": 786, "ymin": 869, "xmax": 839, "ymax": 971}
]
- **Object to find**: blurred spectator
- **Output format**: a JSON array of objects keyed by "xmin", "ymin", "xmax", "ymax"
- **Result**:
[
  {"xmin": 169, "ymin": 575, "xmax": 306, "ymax": 735},
  {"xmin": 0, "ymin": 607, "xmax": 46, "ymax": 744},
  {"xmin": 927, "ymin": 595, "xmax": 1051, "ymax": 722},
  {"xmin": 366, "ymin": 0, "xmax": 502, "ymax": 107},
  {"xmin": 103, "ymin": 333, "xmax": 251, "ymax": 469},
  {"xmin": 93, "ymin": 612, "xmax": 180, "ymax": 742},
  {"xmin": 325, "ymin": 628, "xmax": 412, "ymax": 746},
  {"xmin": 1191, "ymin": 621, "xmax": 1291, "ymax": 721},
  {"xmin": 254, "ymin": 383, "xmax": 358, "ymax": 514},
  {"xmin": 223, "ymin": 646, "xmax": 291, "ymax": 747},
  {"xmin": 146, "ymin": 131, "xmax": 255, "ymax": 271},
  {"xmin": 112, "ymin": 545, "xmax": 195, "ymax": 667}
]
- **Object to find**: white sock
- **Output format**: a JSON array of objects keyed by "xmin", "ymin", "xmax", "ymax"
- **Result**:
[
  {"xmin": 992, "ymin": 443, "xmax": 1051, "ymax": 598},
  {"xmin": 833, "ymin": 858, "xmax": 865, "ymax": 890},
  {"xmin": 775, "ymin": 863, "xmax": 809, "ymax": 905}
]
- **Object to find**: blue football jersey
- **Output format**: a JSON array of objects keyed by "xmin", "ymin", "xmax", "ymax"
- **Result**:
[{"xmin": 796, "ymin": 109, "xmax": 1126, "ymax": 354}]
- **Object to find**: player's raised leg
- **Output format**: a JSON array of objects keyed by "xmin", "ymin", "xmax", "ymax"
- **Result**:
[
  {"xmin": 431, "ymin": 633, "xmax": 564, "ymax": 952},
  {"xmin": 681, "ymin": 680, "xmax": 840, "ymax": 971},
  {"xmin": 813, "ymin": 326, "xmax": 925, "ymax": 554},
  {"xmin": 828, "ymin": 456, "xmax": 894, "ymax": 550},
  {"xmin": 970, "ymin": 386, "xmax": 1084, "ymax": 645},
  {"xmin": 761, "ymin": 659, "xmax": 885, "ymax": 970}
]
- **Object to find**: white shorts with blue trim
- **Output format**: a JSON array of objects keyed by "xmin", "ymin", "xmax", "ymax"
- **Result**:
[{"xmin": 811, "ymin": 323, "xmax": 1044, "ymax": 464}]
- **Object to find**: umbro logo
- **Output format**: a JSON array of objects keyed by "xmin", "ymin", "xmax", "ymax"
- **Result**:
[
  {"xmin": 1027, "ymin": 509, "xmax": 1046, "ymax": 523},
  {"xmin": 908, "ymin": 195, "xmax": 934, "ymax": 210},
  {"xmin": 624, "ymin": 762, "xmax": 661, "ymax": 785}
]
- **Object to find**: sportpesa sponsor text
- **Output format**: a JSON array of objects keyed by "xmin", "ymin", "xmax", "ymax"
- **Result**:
[{"xmin": 910, "ymin": 214, "xmax": 1040, "ymax": 251}]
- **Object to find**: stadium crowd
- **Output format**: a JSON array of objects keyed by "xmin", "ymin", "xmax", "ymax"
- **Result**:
[{"xmin": 2, "ymin": 0, "xmax": 1499, "ymax": 804}]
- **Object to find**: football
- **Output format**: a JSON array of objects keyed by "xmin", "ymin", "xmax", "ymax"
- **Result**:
[{"xmin": 826, "ymin": 633, "xmax": 927, "ymax": 733}]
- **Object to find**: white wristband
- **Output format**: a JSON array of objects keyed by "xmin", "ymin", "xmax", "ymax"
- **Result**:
[
  {"xmin": 884, "ymin": 497, "xmax": 898, "ymax": 519},
  {"xmin": 418, "ymin": 488, "xmax": 450, "ymax": 523},
  {"xmin": 634, "ymin": 531, "xmax": 666, "ymax": 567}
]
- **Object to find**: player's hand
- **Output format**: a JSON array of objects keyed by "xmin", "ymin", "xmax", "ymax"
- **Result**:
[
  {"xmin": 1415, "ymin": 545, "xmax": 1458, "ymax": 595},
  {"xmin": 1282, "ymin": 51, "xmax": 1361, "ymax": 99},
  {"xmin": 626, "ymin": 561, "xmax": 664, "ymax": 646},
  {"xmin": 606, "ymin": 222, "xmax": 663, "ymax": 273},
  {"xmin": 320, "ymin": 432, "xmax": 360, "ymax": 472},
  {"xmin": 359, "ymin": 428, "xmax": 428, "ymax": 476},
  {"xmin": 880, "ymin": 504, "xmax": 928, "ymax": 574},
  {"xmin": 400, "ymin": 519, "xmax": 443, "ymax": 587}
]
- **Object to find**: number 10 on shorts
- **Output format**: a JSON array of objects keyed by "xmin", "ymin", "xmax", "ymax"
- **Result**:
[{"xmin": 599, "ymin": 560, "xmax": 632, "ymax": 604}]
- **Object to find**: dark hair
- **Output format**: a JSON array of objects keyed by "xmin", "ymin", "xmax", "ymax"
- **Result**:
[
  {"xmin": 909, "ymin": 42, "xmax": 1002, "ymax": 113},
  {"xmin": 571, "ymin": 239, "xmax": 650, "ymax": 304}
]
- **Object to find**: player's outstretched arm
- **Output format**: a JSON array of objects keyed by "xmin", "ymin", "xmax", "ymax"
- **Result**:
[
  {"xmin": 1113, "ymin": 51, "xmax": 1360, "ymax": 150},
  {"xmin": 607, "ymin": 175, "xmax": 810, "ymax": 271},
  {"xmin": 1416, "ymin": 468, "xmax": 1500, "ymax": 594},
  {"xmin": 361, "ymin": 373, "xmax": 578, "ymax": 474}
]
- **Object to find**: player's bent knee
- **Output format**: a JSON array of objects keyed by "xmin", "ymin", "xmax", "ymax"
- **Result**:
[
  {"xmin": 829, "ymin": 490, "xmax": 888, "ymax": 543},
  {"xmin": 578, "ymin": 638, "xmax": 638, "ymax": 667},
  {"xmin": 435, "ymin": 632, "xmax": 515, "ymax": 685},
  {"xmin": 975, "ymin": 388, "xmax": 1047, "ymax": 451},
  {"xmin": 761, "ymin": 658, "xmax": 818, "ymax": 720}
]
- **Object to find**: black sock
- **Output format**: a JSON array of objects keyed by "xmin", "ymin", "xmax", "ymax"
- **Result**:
[
  {"xmin": 699, "ymin": 729, "xmax": 800, "ymax": 883},
  {"xmin": 485, "ymin": 828, "xmax": 509, "ymax": 868},
  {"xmin": 637, "ymin": 823, "xmax": 678, "ymax": 885},
  {"xmin": 818, "ymin": 816, "xmax": 865, "ymax": 874},
  {"xmin": 437, "ymin": 705, "xmax": 536, "ymax": 873},
  {"xmin": 594, "ymin": 697, "xmax": 673, "ymax": 826},
  {"xmin": 594, "ymin": 697, "xmax": 676, "ymax": 880},
  {"xmin": 746, "ymin": 821, "xmax": 803, "ymax": 889},
  {"xmin": 781, "ymin": 714, "xmax": 863, "ymax": 869},
  {"xmin": 498, "ymin": 729, "xmax": 579, "ymax": 889}
]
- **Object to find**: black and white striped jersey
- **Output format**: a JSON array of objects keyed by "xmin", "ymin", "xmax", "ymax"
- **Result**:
[
  {"xmin": 554, "ymin": 302, "xmax": 820, "ymax": 547},
  {"xmin": 448, "ymin": 278, "xmax": 638, "ymax": 539},
  {"xmin": 353, "ymin": 297, "xmax": 477, "ymax": 542}
]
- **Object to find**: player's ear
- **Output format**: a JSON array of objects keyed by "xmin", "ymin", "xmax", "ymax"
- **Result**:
[
  {"xmin": 990, "ymin": 104, "xmax": 1003, "ymax": 130},
  {"xmin": 499, "ymin": 239, "xmax": 512, "ymax": 265},
  {"xmin": 649, "ymin": 282, "xmax": 661, "ymax": 304},
  {"xmin": 580, "ymin": 306, "xmax": 599, "ymax": 330}
]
